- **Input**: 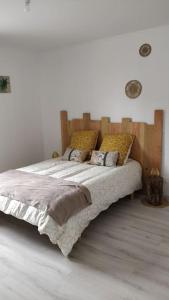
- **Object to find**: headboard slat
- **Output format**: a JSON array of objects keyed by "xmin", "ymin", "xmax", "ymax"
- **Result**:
[
  {"xmin": 101, "ymin": 117, "xmax": 110, "ymax": 139},
  {"xmin": 83, "ymin": 113, "xmax": 91, "ymax": 130}
]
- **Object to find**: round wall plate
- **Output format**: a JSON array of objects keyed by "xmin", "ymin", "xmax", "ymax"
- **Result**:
[
  {"xmin": 125, "ymin": 80, "xmax": 142, "ymax": 99},
  {"xmin": 139, "ymin": 43, "xmax": 151, "ymax": 57}
]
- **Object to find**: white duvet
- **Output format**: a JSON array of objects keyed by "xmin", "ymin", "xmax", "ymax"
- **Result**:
[{"xmin": 0, "ymin": 159, "xmax": 142, "ymax": 256}]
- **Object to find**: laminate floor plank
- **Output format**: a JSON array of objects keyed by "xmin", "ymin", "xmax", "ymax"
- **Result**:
[{"xmin": 0, "ymin": 196, "xmax": 169, "ymax": 300}]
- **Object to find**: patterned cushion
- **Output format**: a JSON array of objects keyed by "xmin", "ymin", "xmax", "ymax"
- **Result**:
[
  {"xmin": 62, "ymin": 148, "xmax": 89, "ymax": 162},
  {"xmin": 70, "ymin": 130, "xmax": 98, "ymax": 151},
  {"xmin": 100, "ymin": 134, "xmax": 134, "ymax": 165},
  {"xmin": 89, "ymin": 150, "xmax": 118, "ymax": 167}
]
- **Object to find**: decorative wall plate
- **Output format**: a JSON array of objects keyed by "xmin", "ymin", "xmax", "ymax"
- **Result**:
[
  {"xmin": 125, "ymin": 80, "xmax": 142, "ymax": 99},
  {"xmin": 139, "ymin": 43, "xmax": 151, "ymax": 57}
]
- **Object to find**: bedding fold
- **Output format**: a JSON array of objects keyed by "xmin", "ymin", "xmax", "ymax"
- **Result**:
[{"xmin": 0, "ymin": 170, "xmax": 91, "ymax": 226}]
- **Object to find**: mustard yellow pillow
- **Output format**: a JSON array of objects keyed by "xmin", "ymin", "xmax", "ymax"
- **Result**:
[
  {"xmin": 100, "ymin": 133, "xmax": 134, "ymax": 165},
  {"xmin": 70, "ymin": 130, "xmax": 98, "ymax": 151}
]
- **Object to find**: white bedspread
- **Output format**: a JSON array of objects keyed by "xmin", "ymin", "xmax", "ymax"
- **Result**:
[{"xmin": 0, "ymin": 159, "xmax": 142, "ymax": 256}]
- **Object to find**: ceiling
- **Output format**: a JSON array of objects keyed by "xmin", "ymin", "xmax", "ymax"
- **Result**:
[{"xmin": 0, "ymin": 0, "xmax": 169, "ymax": 50}]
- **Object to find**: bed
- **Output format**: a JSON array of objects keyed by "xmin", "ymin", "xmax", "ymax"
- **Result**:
[{"xmin": 0, "ymin": 110, "xmax": 163, "ymax": 256}]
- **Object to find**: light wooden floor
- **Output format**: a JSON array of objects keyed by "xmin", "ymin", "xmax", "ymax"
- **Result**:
[{"xmin": 1, "ymin": 195, "xmax": 169, "ymax": 300}]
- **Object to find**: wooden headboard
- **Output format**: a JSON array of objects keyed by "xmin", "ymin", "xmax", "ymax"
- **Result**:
[{"xmin": 60, "ymin": 110, "xmax": 163, "ymax": 176}]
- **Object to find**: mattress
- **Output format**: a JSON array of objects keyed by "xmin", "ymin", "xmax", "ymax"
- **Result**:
[{"xmin": 0, "ymin": 158, "xmax": 142, "ymax": 256}]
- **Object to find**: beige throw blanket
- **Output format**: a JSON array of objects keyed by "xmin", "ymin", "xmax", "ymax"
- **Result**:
[{"xmin": 0, "ymin": 170, "xmax": 91, "ymax": 226}]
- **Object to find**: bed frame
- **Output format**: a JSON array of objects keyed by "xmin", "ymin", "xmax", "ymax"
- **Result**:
[{"xmin": 60, "ymin": 110, "xmax": 163, "ymax": 176}]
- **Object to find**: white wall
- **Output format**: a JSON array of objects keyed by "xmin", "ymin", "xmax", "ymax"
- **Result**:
[
  {"xmin": 0, "ymin": 47, "xmax": 43, "ymax": 171},
  {"xmin": 39, "ymin": 25, "xmax": 169, "ymax": 195}
]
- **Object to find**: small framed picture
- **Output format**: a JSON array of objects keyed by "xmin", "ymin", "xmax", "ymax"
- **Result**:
[{"xmin": 0, "ymin": 76, "xmax": 11, "ymax": 93}]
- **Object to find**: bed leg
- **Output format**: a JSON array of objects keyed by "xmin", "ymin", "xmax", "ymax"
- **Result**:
[{"xmin": 130, "ymin": 192, "xmax": 134, "ymax": 200}]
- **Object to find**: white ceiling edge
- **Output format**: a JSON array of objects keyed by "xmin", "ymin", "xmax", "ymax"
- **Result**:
[
  {"xmin": 39, "ymin": 24, "xmax": 169, "ymax": 53},
  {"xmin": 1, "ymin": 24, "xmax": 169, "ymax": 55}
]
